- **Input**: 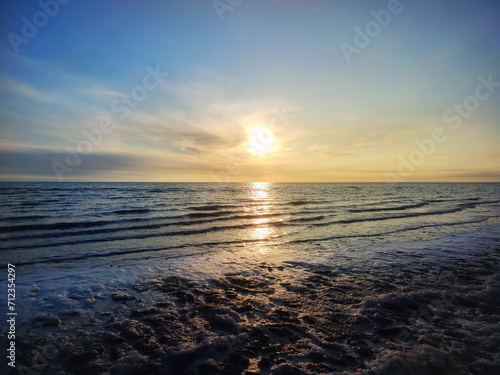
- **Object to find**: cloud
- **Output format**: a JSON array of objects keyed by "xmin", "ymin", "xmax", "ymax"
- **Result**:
[
  {"xmin": 0, "ymin": 76, "xmax": 53, "ymax": 103},
  {"xmin": 78, "ymin": 87, "xmax": 123, "ymax": 102},
  {"xmin": 110, "ymin": 77, "xmax": 296, "ymax": 160},
  {"xmin": 0, "ymin": 143, "xmax": 226, "ymax": 181},
  {"xmin": 0, "ymin": 149, "xmax": 137, "ymax": 177},
  {"xmin": 0, "ymin": 52, "xmax": 76, "ymax": 82}
]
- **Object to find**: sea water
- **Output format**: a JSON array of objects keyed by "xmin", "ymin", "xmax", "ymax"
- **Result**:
[{"xmin": 1, "ymin": 182, "xmax": 499, "ymax": 374}]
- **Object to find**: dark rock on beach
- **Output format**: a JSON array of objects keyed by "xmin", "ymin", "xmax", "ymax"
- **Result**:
[
  {"xmin": 111, "ymin": 292, "xmax": 137, "ymax": 301},
  {"xmin": 34, "ymin": 314, "xmax": 61, "ymax": 327}
]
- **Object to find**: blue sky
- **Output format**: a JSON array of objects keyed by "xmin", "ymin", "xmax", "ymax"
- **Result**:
[{"xmin": 0, "ymin": 0, "xmax": 499, "ymax": 181}]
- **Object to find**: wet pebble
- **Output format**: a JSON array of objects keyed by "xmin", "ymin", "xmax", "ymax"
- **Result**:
[
  {"xmin": 34, "ymin": 314, "xmax": 61, "ymax": 327},
  {"xmin": 111, "ymin": 293, "xmax": 136, "ymax": 301},
  {"xmin": 210, "ymin": 314, "xmax": 238, "ymax": 332},
  {"xmin": 269, "ymin": 325, "xmax": 296, "ymax": 339}
]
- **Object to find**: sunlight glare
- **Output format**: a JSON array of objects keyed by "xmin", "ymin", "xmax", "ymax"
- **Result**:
[{"xmin": 248, "ymin": 127, "xmax": 275, "ymax": 156}]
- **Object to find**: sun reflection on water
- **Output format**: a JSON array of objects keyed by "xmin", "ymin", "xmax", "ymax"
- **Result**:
[
  {"xmin": 250, "ymin": 182, "xmax": 271, "ymax": 200},
  {"xmin": 247, "ymin": 182, "xmax": 276, "ymax": 254}
]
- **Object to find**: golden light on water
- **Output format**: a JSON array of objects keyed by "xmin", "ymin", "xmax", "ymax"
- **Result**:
[
  {"xmin": 248, "ymin": 182, "xmax": 275, "ymax": 254},
  {"xmin": 247, "ymin": 127, "xmax": 275, "ymax": 157},
  {"xmin": 250, "ymin": 182, "xmax": 271, "ymax": 199}
]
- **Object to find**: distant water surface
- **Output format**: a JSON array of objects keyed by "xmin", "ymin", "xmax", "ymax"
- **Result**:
[{"xmin": 1, "ymin": 182, "xmax": 499, "ymax": 270}]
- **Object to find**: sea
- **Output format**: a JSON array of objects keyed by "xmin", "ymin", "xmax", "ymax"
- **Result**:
[{"xmin": 1, "ymin": 182, "xmax": 500, "ymax": 374}]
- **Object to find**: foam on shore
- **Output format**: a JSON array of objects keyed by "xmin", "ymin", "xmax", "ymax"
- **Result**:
[{"xmin": 5, "ymin": 227, "xmax": 500, "ymax": 374}]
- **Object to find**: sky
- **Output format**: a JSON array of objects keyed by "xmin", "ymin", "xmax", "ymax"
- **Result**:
[{"xmin": 0, "ymin": 0, "xmax": 499, "ymax": 182}]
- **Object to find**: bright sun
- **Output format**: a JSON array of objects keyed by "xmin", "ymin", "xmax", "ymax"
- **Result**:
[{"xmin": 248, "ymin": 127, "xmax": 275, "ymax": 156}]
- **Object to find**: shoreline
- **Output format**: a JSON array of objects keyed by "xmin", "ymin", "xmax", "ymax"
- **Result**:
[{"xmin": 5, "ymin": 227, "xmax": 500, "ymax": 374}]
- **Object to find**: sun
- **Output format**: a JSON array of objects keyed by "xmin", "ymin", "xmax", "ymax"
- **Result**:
[{"xmin": 247, "ymin": 127, "xmax": 275, "ymax": 156}]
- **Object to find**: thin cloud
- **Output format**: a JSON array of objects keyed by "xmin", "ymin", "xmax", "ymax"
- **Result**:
[{"xmin": 0, "ymin": 76, "xmax": 53, "ymax": 103}]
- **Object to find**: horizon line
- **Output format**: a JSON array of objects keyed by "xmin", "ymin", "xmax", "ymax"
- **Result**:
[{"xmin": 1, "ymin": 181, "xmax": 500, "ymax": 184}]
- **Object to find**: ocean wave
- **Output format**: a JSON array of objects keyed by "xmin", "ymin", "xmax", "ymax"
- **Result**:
[
  {"xmin": 288, "ymin": 218, "xmax": 490, "ymax": 244},
  {"xmin": 458, "ymin": 199, "xmax": 500, "ymax": 207},
  {"xmin": 0, "ymin": 212, "xmax": 287, "ymax": 242},
  {"xmin": 189, "ymin": 204, "xmax": 237, "ymax": 211},
  {"xmin": 148, "ymin": 189, "xmax": 164, "ymax": 193},
  {"xmin": 0, "ymin": 216, "xmax": 148, "ymax": 234},
  {"xmin": 288, "ymin": 200, "xmax": 307, "ymax": 205},
  {"xmin": 0, "ymin": 215, "xmax": 47, "ymax": 222},
  {"xmin": 20, "ymin": 202, "xmax": 40, "ymax": 207},
  {"xmin": 231, "ymin": 212, "xmax": 283, "ymax": 220},
  {"xmin": 11, "ymin": 243, "xmax": 194, "ymax": 266},
  {"xmin": 3, "ymin": 220, "xmax": 287, "ymax": 251},
  {"xmin": 114, "ymin": 209, "xmax": 150, "ymax": 215},
  {"xmin": 288, "ymin": 215, "xmax": 325, "ymax": 222},
  {"xmin": 315, "ymin": 207, "xmax": 465, "ymax": 226},
  {"xmin": 348, "ymin": 202, "xmax": 428, "ymax": 212},
  {"xmin": 188, "ymin": 210, "xmax": 239, "ymax": 218}
]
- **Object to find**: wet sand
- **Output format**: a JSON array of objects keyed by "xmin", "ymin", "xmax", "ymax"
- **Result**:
[{"xmin": 10, "ymin": 232, "xmax": 500, "ymax": 375}]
